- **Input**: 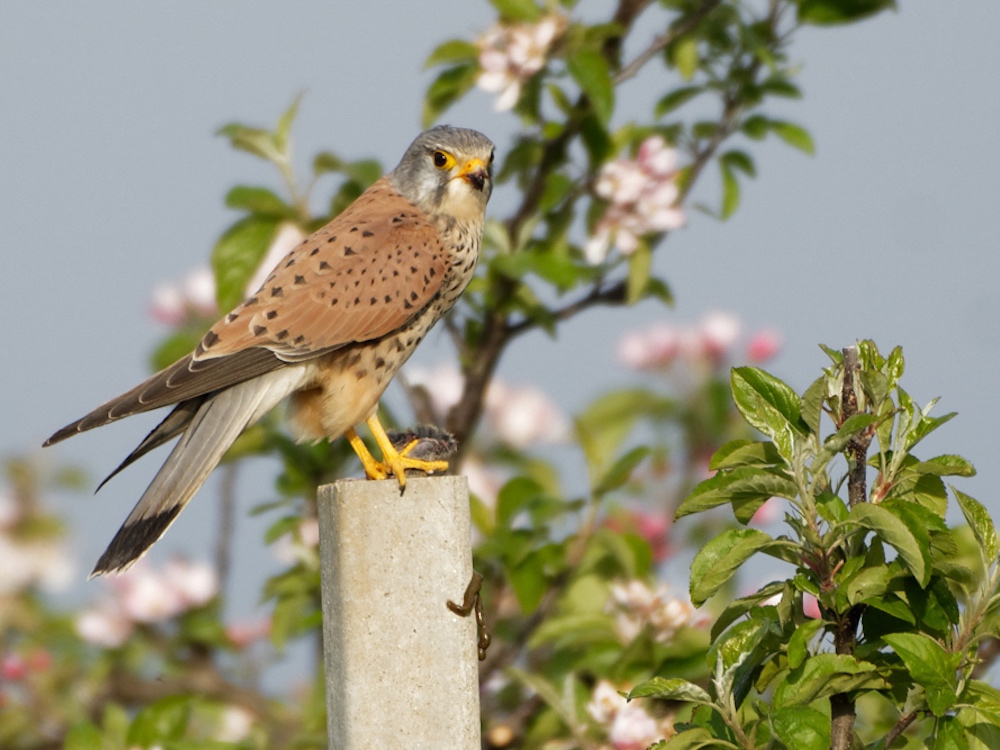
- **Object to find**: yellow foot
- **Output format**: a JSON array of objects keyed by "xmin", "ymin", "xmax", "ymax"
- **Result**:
[{"xmin": 345, "ymin": 416, "xmax": 449, "ymax": 486}]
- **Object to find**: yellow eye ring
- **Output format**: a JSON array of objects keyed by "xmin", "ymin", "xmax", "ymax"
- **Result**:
[{"xmin": 432, "ymin": 150, "xmax": 455, "ymax": 170}]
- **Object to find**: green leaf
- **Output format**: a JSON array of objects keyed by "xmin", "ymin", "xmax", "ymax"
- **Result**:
[
  {"xmin": 798, "ymin": 0, "xmax": 897, "ymax": 26},
  {"xmin": 676, "ymin": 466, "xmax": 798, "ymax": 519},
  {"xmin": 576, "ymin": 389, "xmax": 672, "ymax": 485},
  {"xmin": 769, "ymin": 120, "xmax": 815, "ymax": 154},
  {"xmin": 823, "ymin": 413, "xmax": 878, "ymax": 453},
  {"xmin": 850, "ymin": 502, "xmax": 930, "ymax": 586},
  {"xmin": 211, "ymin": 215, "xmax": 281, "ymax": 311},
  {"xmin": 710, "ymin": 439, "xmax": 784, "ymax": 470},
  {"xmin": 424, "ymin": 39, "xmax": 479, "ymax": 68},
  {"xmin": 787, "ymin": 618, "xmax": 824, "ymax": 669},
  {"xmin": 489, "ymin": 0, "xmax": 543, "ymax": 22},
  {"xmin": 720, "ymin": 149, "xmax": 756, "ymax": 177},
  {"xmin": 127, "ymin": 696, "xmax": 192, "ymax": 745},
  {"xmin": 508, "ymin": 547, "xmax": 548, "ymax": 612},
  {"xmin": 655, "ymin": 86, "xmax": 703, "ymax": 117},
  {"xmin": 65, "ymin": 723, "xmax": 104, "ymax": 750},
  {"xmin": 422, "ymin": 63, "xmax": 478, "ymax": 128},
  {"xmin": 771, "ymin": 705, "xmax": 831, "ymax": 750},
  {"xmin": 731, "ymin": 367, "xmax": 804, "ymax": 455},
  {"xmin": 625, "ymin": 242, "xmax": 652, "ymax": 304},
  {"xmin": 690, "ymin": 528, "xmax": 773, "ymax": 605},
  {"xmin": 224, "ymin": 185, "xmax": 296, "ymax": 218},
  {"xmin": 567, "ymin": 49, "xmax": 614, "ymax": 124},
  {"xmin": 216, "ymin": 123, "xmax": 283, "ymax": 164},
  {"xmin": 773, "ymin": 654, "xmax": 884, "ymax": 708},
  {"xmin": 914, "ymin": 454, "xmax": 976, "ymax": 478},
  {"xmin": 882, "ymin": 632, "xmax": 960, "ymax": 716},
  {"xmin": 628, "ymin": 677, "xmax": 710, "ymax": 704},
  {"xmin": 594, "ymin": 446, "xmax": 649, "ymax": 497},
  {"xmin": 955, "ymin": 488, "xmax": 998, "ymax": 562},
  {"xmin": 496, "ymin": 476, "xmax": 544, "ymax": 527},
  {"xmin": 719, "ymin": 160, "xmax": 739, "ymax": 219},
  {"xmin": 275, "ymin": 94, "xmax": 301, "ymax": 154},
  {"xmin": 672, "ymin": 35, "xmax": 699, "ymax": 81}
]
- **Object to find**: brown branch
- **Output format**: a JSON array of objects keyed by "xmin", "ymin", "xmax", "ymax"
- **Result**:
[
  {"xmin": 614, "ymin": 0, "xmax": 723, "ymax": 84},
  {"xmin": 505, "ymin": 280, "xmax": 627, "ymax": 338},
  {"xmin": 883, "ymin": 711, "xmax": 919, "ymax": 748},
  {"xmin": 215, "ymin": 462, "xmax": 238, "ymax": 596},
  {"xmin": 831, "ymin": 346, "xmax": 870, "ymax": 750}
]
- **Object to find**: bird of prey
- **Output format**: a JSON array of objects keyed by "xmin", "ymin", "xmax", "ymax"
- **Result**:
[{"xmin": 45, "ymin": 125, "xmax": 495, "ymax": 576}]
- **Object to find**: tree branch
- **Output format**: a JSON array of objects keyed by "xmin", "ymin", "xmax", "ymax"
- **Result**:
[{"xmin": 614, "ymin": 0, "xmax": 723, "ymax": 84}]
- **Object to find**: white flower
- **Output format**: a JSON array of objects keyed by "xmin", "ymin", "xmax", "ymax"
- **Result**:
[
  {"xmin": 587, "ymin": 136, "xmax": 685, "ymax": 264},
  {"xmin": 75, "ymin": 601, "xmax": 134, "ymax": 648},
  {"xmin": 216, "ymin": 705, "xmax": 256, "ymax": 742},
  {"xmin": 608, "ymin": 580, "xmax": 694, "ymax": 644},
  {"xmin": 162, "ymin": 557, "xmax": 218, "ymax": 609},
  {"xmin": 476, "ymin": 14, "xmax": 566, "ymax": 111},
  {"xmin": 149, "ymin": 265, "xmax": 217, "ymax": 325},
  {"xmin": 609, "ymin": 701, "xmax": 662, "ymax": 750},
  {"xmin": 587, "ymin": 680, "xmax": 627, "ymax": 724},
  {"xmin": 403, "ymin": 363, "xmax": 466, "ymax": 421},
  {"xmin": 485, "ymin": 381, "xmax": 569, "ymax": 448},
  {"xmin": 0, "ymin": 535, "xmax": 73, "ymax": 595}
]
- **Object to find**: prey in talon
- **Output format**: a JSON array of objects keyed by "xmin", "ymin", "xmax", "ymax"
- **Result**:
[{"xmin": 43, "ymin": 126, "xmax": 494, "ymax": 576}]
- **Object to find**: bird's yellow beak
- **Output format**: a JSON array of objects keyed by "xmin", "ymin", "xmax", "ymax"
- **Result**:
[{"xmin": 455, "ymin": 158, "xmax": 489, "ymax": 192}]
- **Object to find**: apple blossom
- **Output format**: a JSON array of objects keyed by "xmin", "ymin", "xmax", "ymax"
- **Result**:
[
  {"xmin": 476, "ymin": 15, "xmax": 566, "ymax": 111},
  {"xmin": 586, "ymin": 135, "xmax": 685, "ymax": 264}
]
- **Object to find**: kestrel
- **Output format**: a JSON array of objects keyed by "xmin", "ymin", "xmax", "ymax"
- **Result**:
[{"xmin": 45, "ymin": 125, "xmax": 495, "ymax": 576}]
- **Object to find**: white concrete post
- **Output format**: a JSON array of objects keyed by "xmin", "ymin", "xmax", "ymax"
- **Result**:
[{"xmin": 317, "ymin": 476, "xmax": 481, "ymax": 749}]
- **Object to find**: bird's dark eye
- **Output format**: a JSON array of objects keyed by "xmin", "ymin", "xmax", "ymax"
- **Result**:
[
  {"xmin": 432, "ymin": 150, "xmax": 453, "ymax": 169},
  {"xmin": 488, "ymin": 149, "xmax": 495, "ymax": 167}
]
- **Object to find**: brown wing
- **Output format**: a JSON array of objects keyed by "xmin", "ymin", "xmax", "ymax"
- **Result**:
[
  {"xmin": 45, "ymin": 177, "xmax": 448, "ymax": 446},
  {"xmin": 194, "ymin": 177, "xmax": 448, "ymax": 362}
]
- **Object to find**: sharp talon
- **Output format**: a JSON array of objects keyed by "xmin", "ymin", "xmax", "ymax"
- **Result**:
[{"xmin": 447, "ymin": 571, "xmax": 490, "ymax": 660}]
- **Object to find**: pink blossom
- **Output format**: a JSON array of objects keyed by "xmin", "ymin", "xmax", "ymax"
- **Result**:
[
  {"xmin": 609, "ymin": 701, "xmax": 663, "ymax": 750},
  {"xmin": 0, "ymin": 534, "xmax": 74, "ymax": 595},
  {"xmin": 148, "ymin": 266, "xmax": 217, "ymax": 325},
  {"xmin": 403, "ymin": 363, "xmax": 466, "ymax": 421},
  {"xmin": 586, "ymin": 136, "xmax": 685, "ymax": 264},
  {"xmin": 115, "ymin": 565, "xmax": 187, "ymax": 623},
  {"xmin": 162, "ymin": 557, "xmax": 218, "ymax": 609},
  {"xmin": 803, "ymin": 594, "xmax": 822, "ymax": 619},
  {"xmin": 608, "ymin": 580, "xmax": 694, "ymax": 644},
  {"xmin": 226, "ymin": 617, "xmax": 271, "ymax": 649},
  {"xmin": 604, "ymin": 509, "xmax": 671, "ymax": 562},
  {"xmin": 699, "ymin": 311, "xmax": 741, "ymax": 360},
  {"xmin": 272, "ymin": 518, "xmax": 321, "ymax": 566},
  {"xmin": 746, "ymin": 328, "xmax": 783, "ymax": 363},
  {"xmin": 462, "ymin": 457, "xmax": 504, "ymax": 510},
  {"xmin": 1, "ymin": 654, "xmax": 26, "ymax": 681},
  {"xmin": 587, "ymin": 680, "xmax": 671, "ymax": 749},
  {"xmin": 476, "ymin": 15, "xmax": 566, "ymax": 111},
  {"xmin": 485, "ymin": 381, "xmax": 569, "ymax": 448},
  {"xmin": 587, "ymin": 680, "xmax": 627, "ymax": 724},
  {"xmin": 750, "ymin": 497, "xmax": 782, "ymax": 526},
  {"xmin": 75, "ymin": 601, "xmax": 134, "ymax": 648},
  {"xmin": 216, "ymin": 705, "xmax": 256, "ymax": 742}
]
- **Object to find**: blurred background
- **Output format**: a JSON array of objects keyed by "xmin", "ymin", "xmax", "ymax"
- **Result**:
[{"xmin": 2, "ymin": 0, "xmax": 998, "ymax": 665}]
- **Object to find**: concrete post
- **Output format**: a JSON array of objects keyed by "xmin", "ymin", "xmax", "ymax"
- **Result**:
[{"xmin": 317, "ymin": 476, "xmax": 481, "ymax": 749}]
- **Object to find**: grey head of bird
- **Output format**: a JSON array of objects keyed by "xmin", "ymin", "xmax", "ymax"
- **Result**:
[{"xmin": 388, "ymin": 125, "xmax": 495, "ymax": 222}]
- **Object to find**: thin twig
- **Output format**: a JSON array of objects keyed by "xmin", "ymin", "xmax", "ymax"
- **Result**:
[
  {"xmin": 215, "ymin": 462, "xmax": 238, "ymax": 597},
  {"xmin": 883, "ymin": 711, "xmax": 919, "ymax": 748},
  {"xmin": 614, "ymin": 0, "xmax": 723, "ymax": 84}
]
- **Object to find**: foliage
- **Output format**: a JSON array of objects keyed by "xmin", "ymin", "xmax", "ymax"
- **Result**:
[
  {"xmin": 9, "ymin": 1, "xmax": 978, "ymax": 749},
  {"xmin": 631, "ymin": 342, "xmax": 1000, "ymax": 749}
]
